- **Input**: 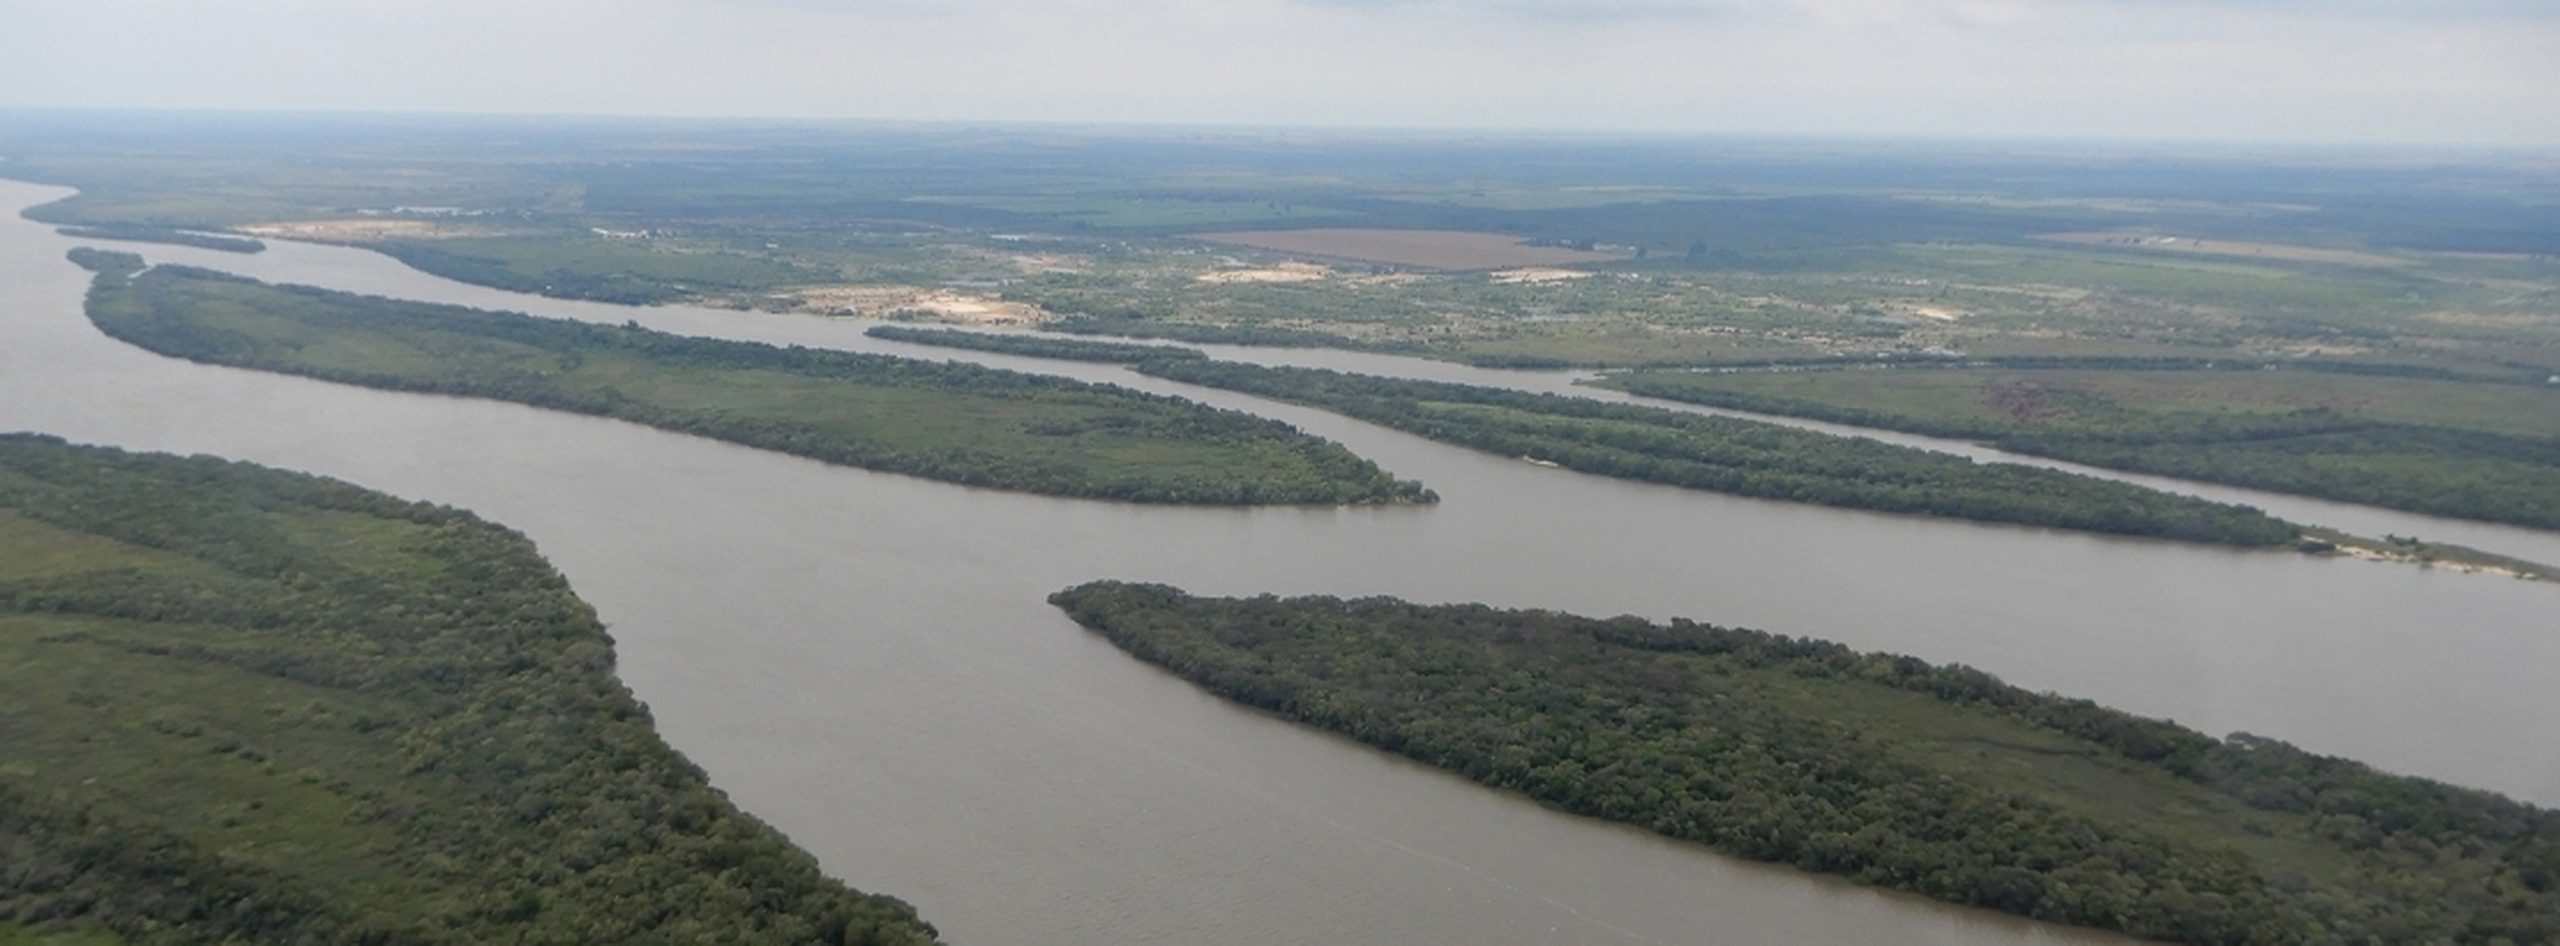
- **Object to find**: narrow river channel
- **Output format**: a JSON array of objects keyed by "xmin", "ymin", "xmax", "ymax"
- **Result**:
[{"xmin": 4, "ymin": 179, "xmax": 2551, "ymax": 945}]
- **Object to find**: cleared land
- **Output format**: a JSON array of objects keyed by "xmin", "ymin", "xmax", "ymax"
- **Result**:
[{"xmin": 1192, "ymin": 229, "xmax": 1619, "ymax": 270}]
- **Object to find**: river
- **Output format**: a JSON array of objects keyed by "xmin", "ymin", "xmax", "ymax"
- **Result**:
[{"xmin": 4, "ymin": 178, "xmax": 2552, "ymax": 945}]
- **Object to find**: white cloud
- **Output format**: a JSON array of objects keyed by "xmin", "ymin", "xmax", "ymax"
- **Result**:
[{"xmin": 0, "ymin": 0, "xmax": 2552, "ymax": 145}]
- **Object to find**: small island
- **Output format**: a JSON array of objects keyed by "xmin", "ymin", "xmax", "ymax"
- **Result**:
[
  {"xmin": 58, "ymin": 224, "xmax": 266, "ymax": 254},
  {"xmin": 0, "ymin": 433, "xmax": 940, "ymax": 944},
  {"xmin": 71, "ymin": 252, "xmax": 1432, "ymax": 507},
  {"xmin": 1051, "ymin": 580, "xmax": 2560, "ymax": 946}
]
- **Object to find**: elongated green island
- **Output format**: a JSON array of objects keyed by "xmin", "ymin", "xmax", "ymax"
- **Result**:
[
  {"xmin": 866, "ymin": 327, "xmax": 2298, "ymax": 545},
  {"xmin": 0, "ymin": 433, "xmax": 939, "ymax": 944},
  {"xmin": 71, "ymin": 251, "xmax": 1431, "ymax": 506},
  {"xmin": 863, "ymin": 324, "xmax": 1209, "ymax": 364},
  {"xmin": 59, "ymin": 225, "xmax": 266, "ymax": 254},
  {"xmin": 1135, "ymin": 360, "xmax": 2299, "ymax": 545},
  {"xmin": 1600, "ymin": 367, "xmax": 2560, "ymax": 532},
  {"xmin": 1051, "ymin": 581, "xmax": 2560, "ymax": 945}
]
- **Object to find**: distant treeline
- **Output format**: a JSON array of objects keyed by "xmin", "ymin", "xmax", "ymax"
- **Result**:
[
  {"xmin": 1664, "ymin": 353, "xmax": 2512, "ymax": 381},
  {"xmin": 75, "ymin": 257, "xmax": 1433, "ymax": 506},
  {"xmin": 1044, "ymin": 310, "xmax": 1426, "ymax": 354},
  {"xmin": 864, "ymin": 324, "xmax": 1208, "ymax": 363},
  {"xmin": 0, "ymin": 433, "xmax": 939, "ymax": 944},
  {"xmin": 1129, "ymin": 358, "xmax": 2300, "ymax": 546},
  {"xmin": 1051, "ymin": 581, "xmax": 2560, "ymax": 946},
  {"xmin": 57, "ymin": 224, "xmax": 266, "ymax": 254},
  {"xmin": 1607, "ymin": 372, "xmax": 2560, "ymax": 532}
]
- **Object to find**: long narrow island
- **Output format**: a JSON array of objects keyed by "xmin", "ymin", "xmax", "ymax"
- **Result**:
[
  {"xmin": 1051, "ymin": 580, "xmax": 2560, "ymax": 945},
  {"xmin": 0, "ymin": 433, "xmax": 940, "ymax": 944},
  {"xmin": 69, "ymin": 249, "xmax": 1431, "ymax": 507},
  {"xmin": 867, "ymin": 326, "xmax": 2302, "ymax": 546}
]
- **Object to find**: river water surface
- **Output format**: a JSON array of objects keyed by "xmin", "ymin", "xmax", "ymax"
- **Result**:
[{"xmin": 4, "ymin": 179, "xmax": 2553, "ymax": 945}]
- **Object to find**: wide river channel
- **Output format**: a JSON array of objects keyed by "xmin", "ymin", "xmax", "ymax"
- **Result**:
[{"xmin": 3, "ymin": 179, "xmax": 2553, "ymax": 945}]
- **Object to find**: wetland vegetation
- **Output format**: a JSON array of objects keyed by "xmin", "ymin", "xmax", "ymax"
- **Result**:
[
  {"xmin": 1051, "ymin": 581, "xmax": 2560, "ymax": 946},
  {"xmin": 0, "ymin": 433, "xmax": 938, "ymax": 944}
]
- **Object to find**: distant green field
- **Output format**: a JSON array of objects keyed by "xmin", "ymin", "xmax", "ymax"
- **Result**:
[
  {"xmin": 0, "ymin": 434, "xmax": 937, "ymax": 944},
  {"xmin": 77, "ymin": 257, "xmax": 1430, "ymax": 506},
  {"xmin": 1602, "ymin": 366, "xmax": 2560, "ymax": 530}
]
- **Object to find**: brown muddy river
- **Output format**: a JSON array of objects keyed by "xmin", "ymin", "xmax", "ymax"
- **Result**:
[{"xmin": 4, "ymin": 179, "xmax": 2552, "ymax": 945}]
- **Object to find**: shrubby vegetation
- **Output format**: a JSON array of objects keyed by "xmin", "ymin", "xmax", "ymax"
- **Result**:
[
  {"xmin": 863, "ymin": 325, "xmax": 1207, "ymax": 364},
  {"xmin": 1605, "ymin": 369, "xmax": 2560, "ymax": 531},
  {"xmin": 1133, "ymin": 359, "xmax": 2299, "ymax": 545},
  {"xmin": 78, "ymin": 261, "xmax": 1433, "ymax": 506},
  {"xmin": 1051, "ymin": 581, "xmax": 2560, "ymax": 946},
  {"xmin": 0, "ymin": 433, "xmax": 939, "ymax": 944},
  {"xmin": 56, "ymin": 225, "xmax": 265, "ymax": 254}
]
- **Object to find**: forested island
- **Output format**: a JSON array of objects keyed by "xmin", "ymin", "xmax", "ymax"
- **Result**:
[
  {"xmin": 1124, "ymin": 358, "xmax": 2300, "ymax": 545},
  {"xmin": 1051, "ymin": 581, "xmax": 2560, "ymax": 946},
  {"xmin": 1602, "ymin": 368, "xmax": 2560, "ymax": 532},
  {"xmin": 72, "ymin": 252, "xmax": 1432, "ymax": 506},
  {"xmin": 57, "ymin": 225, "xmax": 265, "ymax": 254},
  {"xmin": 862, "ymin": 325, "xmax": 1208, "ymax": 364},
  {"xmin": 0, "ymin": 433, "xmax": 939, "ymax": 944}
]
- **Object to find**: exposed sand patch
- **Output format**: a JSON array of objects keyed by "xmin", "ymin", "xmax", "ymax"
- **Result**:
[
  {"xmin": 1899, "ymin": 304, "xmax": 1966, "ymax": 322},
  {"xmin": 1489, "ymin": 267, "xmax": 1594, "ymax": 285},
  {"xmin": 1197, "ymin": 261, "xmax": 1333, "ymax": 284},
  {"xmin": 793, "ymin": 285, "xmax": 1053, "ymax": 326}
]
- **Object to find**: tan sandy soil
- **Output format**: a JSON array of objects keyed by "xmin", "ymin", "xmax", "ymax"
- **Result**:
[
  {"xmin": 1194, "ymin": 229, "xmax": 1619, "ymax": 270},
  {"xmin": 1196, "ymin": 261, "xmax": 1333, "ymax": 284},
  {"xmin": 1899, "ymin": 303, "xmax": 1967, "ymax": 322},
  {"xmin": 1489, "ymin": 267, "xmax": 1595, "ymax": 285},
  {"xmin": 793, "ymin": 285, "xmax": 1053, "ymax": 326}
]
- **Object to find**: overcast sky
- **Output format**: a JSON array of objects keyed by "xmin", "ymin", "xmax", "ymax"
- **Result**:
[{"xmin": 4, "ymin": 0, "xmax": 2555, "ymax": 146}]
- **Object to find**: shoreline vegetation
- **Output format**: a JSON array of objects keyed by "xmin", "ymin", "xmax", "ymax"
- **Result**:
[
  {"xmin": 0, "ymin": 433, "xmax": 939, "ymax": 944},
  {"xmin": 863, "ymin": 324, "xmax": 1209, "ymax": 364},
  {"xmin": 68, "ymin": 250, "xmax": 1433, "ymax": 507},
  {"xmin": 865, "ymin": 327, "xmax": 2299, "ymax": 546},
  {"xmin": 1050, "ymin": 581, "xmax": 2560, "ymax": 946},
  {"xmin": 57, "ymin": 225, "xmax": 265, "ymax": 254},
  {"xmin": 1598, "ymin": 368, "xmax": 2560, "ymax": 533}
]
